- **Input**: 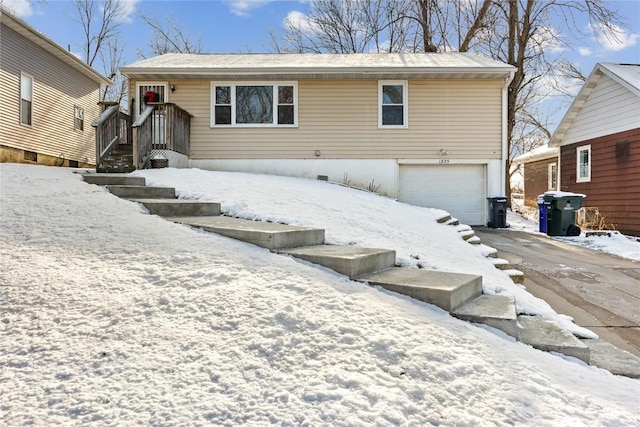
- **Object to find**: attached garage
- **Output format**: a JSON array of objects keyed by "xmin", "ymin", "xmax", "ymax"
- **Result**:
[{"xmin": 399, "ymin": 164, "xmax": 487, "ymax": 225}]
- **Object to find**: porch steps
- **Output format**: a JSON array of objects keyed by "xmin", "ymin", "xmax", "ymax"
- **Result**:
[
  {"xmin": 171, "ymin": 216, "xmax": 325, "ymax": 250},
  {"xmin": 97, "ymin": 144, "xmax": 135, "ymax": 173},
  {"xmin": 105, "ymin": 185, "xmax": 176, "ymax": 199},
  {"xmin": 579, "ymin": 339, "xmax": 640, "ymax": 379},
  {"xmin": 358, "ymin": 268, "xmax": 482, "ymax": 312},
  {"xmin": 132, "ymin": 199, "xmax": 221, "ymax": 217},
  {"xmin": 280, "ymin": 245, "xmax": 396, "ymax": 279}
]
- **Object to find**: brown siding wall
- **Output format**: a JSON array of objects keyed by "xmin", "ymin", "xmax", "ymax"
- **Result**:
[
  {"xmin": 0, "ymin": 23, "xmax": 101, "ymax": 165},
  {"xmin": 560, "ymin": 128, "xmax": 640, "ymax": 236},
  {"xmin": 129, "ymin": 78, "xmax": 504, "ymax": 160},
  {"xmin": 524, "ymin": 158, "xmax": 556, "ymax": 206}
]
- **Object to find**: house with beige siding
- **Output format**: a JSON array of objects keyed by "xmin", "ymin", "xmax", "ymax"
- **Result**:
[
  {"xmin": 549, "ymin": 63, "xmax": 640, "ymax": 236},
  {"xmin": 0, "ymin": 7, "xmax": 111, "ymax": 168},
  {"xmin": 121, "ymin": 53, "xmax": 515, "ymax": 225}
]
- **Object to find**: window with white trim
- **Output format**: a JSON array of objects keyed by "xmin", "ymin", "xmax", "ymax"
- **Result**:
[
  {"xmin": 74, "ymin": 105, "xmax": 84, "ymax": 131},
  {"xmin": 20, "ymin": 73, "xmax": 33, "ymax": 125},
  {"xmin": 548, "ymin": 162, "xmax": 557, "ymax": 190},
  {"xmin": 211, "ymin": 82, "xmax": 297, "ymax": 127},
  {"xmin": 576, "ymin": 145, "xmax": 591, "ymax": 183},
  {"xmin": 379, "ymin": 80, "xmax": 407, "ymax": 128}
]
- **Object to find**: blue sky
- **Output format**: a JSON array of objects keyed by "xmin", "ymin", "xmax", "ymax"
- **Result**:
[{"xmin": 3, "ymin": 0, "xmax": 640, "ymax": 131}]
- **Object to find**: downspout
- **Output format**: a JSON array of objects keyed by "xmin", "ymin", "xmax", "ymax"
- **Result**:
[{"xmin": 501, "ymin": 70, "xmax": 516, "ymax": 197}]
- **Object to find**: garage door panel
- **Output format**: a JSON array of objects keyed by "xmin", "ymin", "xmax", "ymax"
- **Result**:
[{"xmin": 399, "ymin": 165, "xmax": 486, "ymax": 225}]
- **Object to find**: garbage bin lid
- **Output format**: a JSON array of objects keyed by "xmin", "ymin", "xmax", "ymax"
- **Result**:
[
  {"xmin": 543, "ymin": 190, "xmax": 586, "ymax": 199},
  {"xmin": 487, "ymin": 197, "xmax": 508, "ymax": 202}
]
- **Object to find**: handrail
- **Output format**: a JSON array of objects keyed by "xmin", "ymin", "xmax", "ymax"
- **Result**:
[
  {"xmin": 131, "ymin": 102, "xmax": 192, "ymax": 169},
  {"xmin": 93, "ymin": 105, "xmax": 130, "ymax": 169}
]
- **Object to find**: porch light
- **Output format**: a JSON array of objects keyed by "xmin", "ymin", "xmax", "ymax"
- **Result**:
[{"xmin": 170, "ymin": 84, "xmax": 176, "ymax": 92}]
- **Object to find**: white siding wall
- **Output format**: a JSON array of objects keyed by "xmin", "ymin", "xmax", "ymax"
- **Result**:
[
  {"xmin": 0, "ymin": 23, "xmax": 101, "ymax": 164},
  {"xmin": 561, "ymin": 73, "xmax": 640, "ymax": 146}
]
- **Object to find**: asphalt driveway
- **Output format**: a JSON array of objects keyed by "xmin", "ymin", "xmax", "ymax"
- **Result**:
[{"xmin": 473, "ymin": 227, "xmax": 640, "ymax": 357}]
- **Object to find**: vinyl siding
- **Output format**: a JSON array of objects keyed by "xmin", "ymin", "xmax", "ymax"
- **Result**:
[
  {"xmin": 0, "ymin": 23, "xmax": 101, "ymax": 164},
  {"xmin": 559, "ymin": 128, "xmax": 640, "ymax": 236},
  {"xmin": 523, "ymin": 158, "xmax": 557, "ymax": 206},
  {"xmin": 131, "ymin": 78, "xmax": 503, "ymax": 160},
  {"xmin": 561, "ymin": 74, "xmax": 640, "ymax": 146}
]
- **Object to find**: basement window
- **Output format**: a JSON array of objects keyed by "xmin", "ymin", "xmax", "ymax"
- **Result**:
[{"xmin": 24, "ymin": 150, "xmax": 37, "ymax": 162}]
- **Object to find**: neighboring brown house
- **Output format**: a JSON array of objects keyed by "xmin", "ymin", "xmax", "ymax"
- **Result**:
[
  {"xmin": 120, "ymin": 52, "xmax": 515, "ymax": 225},
  {"xmin": 513, "ymin": 145, "xmax": 559, "ymax": 207},
  {"xmin": 549, "ymin": 63, "xmax": 640, "ymax": 236},
  {"xmin": 0, "ymin": 7, "xmax": 111, "ymax": 168}
]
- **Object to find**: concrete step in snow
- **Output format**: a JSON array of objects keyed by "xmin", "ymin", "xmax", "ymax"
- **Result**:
[
  {"xmin": 506, "ymin": 270, "xmax": 525, "ymax": 284},
  {"xmin": 83, "ymin": 174, "xmax": 145, "ymax": 186},
  {"xmin": 172, "ymin": 216, "xmax": 324, "ymax": 250},
  {"xmin": 436, "ymin": 215, "xmax": 452, "ymax": 224},
  {"xmin": 133, "ymin": 199, "xmax": 221, "ymax": 217},
  {"xmin": 579, "ymin": 339, "xmax": 640, "ymax": 379},
  {"xmin": 459, "ymin": 229, "xmax": 476, "ymax": 241},
  {"xmin": 517, "ymin": 315, "xmax": 590, "ymax": 364},
  {"xmin": 106, "ymin": 185, "xmax": 176, "ymax": 199},
  {"xmin": 453, "ymin": 294, "xmax": 517, "ymax": 337},
  {"xmin": 358, "ymin": 267, "xmax": 482, "ymax": 312},
  {"xmin": 280, "ymin": 245, "xmax": 395, "ymax": 279},
  {"xmin": 489, "ymin": 258, "xmax": 511, "ymax": 270}
]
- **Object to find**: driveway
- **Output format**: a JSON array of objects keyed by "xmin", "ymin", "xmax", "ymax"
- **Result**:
[{"xmin": 473, "ymin": 228, "xmax": 640, "ymax": 357}]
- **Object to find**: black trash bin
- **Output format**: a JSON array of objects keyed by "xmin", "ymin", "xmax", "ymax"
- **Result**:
[
  {"xmin": 543, "ymin": 192, "xmax": 585, "ymax": 236},
  {"xmin": 487, "ymin": 197, "xmax": 508, "ymax": 228}
]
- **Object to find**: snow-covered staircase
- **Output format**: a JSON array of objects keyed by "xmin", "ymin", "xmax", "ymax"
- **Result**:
[{"xmin": 82, "ymin": 173, "xmax": 640, "ymax": 378}]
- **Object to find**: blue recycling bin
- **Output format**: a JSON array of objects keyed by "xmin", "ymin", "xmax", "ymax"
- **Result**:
[{"xmin": 537, "ymin": 196, "xmax": 548, "ymax": 233}]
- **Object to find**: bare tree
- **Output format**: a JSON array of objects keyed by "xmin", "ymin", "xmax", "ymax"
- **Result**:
[
  {"xmin": 74, "ymin": 0, "xmax": 125, "ymax": 66},
  {"xmin": 137, "ymin": 14, "xmax": 207, "ymax": 58},
  {"xmin": 274, "ymin": 0, "xmax": 415, "ymax": 53},
  {"xmin": 274, "ymin": 0, "xmax": 623, "ymax": 205}
]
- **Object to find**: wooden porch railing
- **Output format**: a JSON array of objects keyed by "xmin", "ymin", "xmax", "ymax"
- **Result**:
[
  {"xmin": 131, "ymin": 102, "xmax": 192, "ymax": 170},
  {"xmin": 92, "ymin": 103, "xmax": 131, "ymax": 168}
]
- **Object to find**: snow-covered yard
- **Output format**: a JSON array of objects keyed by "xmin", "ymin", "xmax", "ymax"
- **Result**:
[{"xmin": 1, "ymin": 164, "xmax": 638, "ymax": 426}]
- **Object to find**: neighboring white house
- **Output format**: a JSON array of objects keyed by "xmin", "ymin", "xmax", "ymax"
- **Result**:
[
  {"xmin": 0, "ymin": 6, "xmax": 111, "ymax": 168},
  {"xmin": 548, "ymin": 62, "xmax": 640, "ymax": 236},
  {"xmin": 121, "ymin": 53, "xmax": 515, "ymax": 225}
]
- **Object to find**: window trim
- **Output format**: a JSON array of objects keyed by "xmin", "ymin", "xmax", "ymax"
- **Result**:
[
  {"xmin": 378, "ymin": 80, "xmax": 408, "ymax": 128},
  {"xmin": 548, "ymin": 162, "xmax": 557, "ymax": 190},
  {"xmin": 210, "ymin": 81, "xmax": 298, "ymax": 128},
  {"xmin": 20, "ymin": 72, "xmax": 33, "ymax": 126},
  {"xmin": 576, "ymin": 145, "xmax": 591, "ymax": 183},
  {"xmin": 74, "ymin": 105, "xmax": 84, "ymax": 131}
]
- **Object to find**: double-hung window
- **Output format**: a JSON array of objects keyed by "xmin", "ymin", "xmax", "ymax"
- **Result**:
[
  {"xmin": 212, "ymin": 82, "xmax": 297, "ymax": 127},
  {"xmin": 548, "ymin": 162, "xmax": 557, "ymax": 190},
  {"xmin": 379, "ymin": 80, "xmax": 407, "ymax": 128},
  {"xmin": 576, "ymin": 145, "xmax": 591, "ymax": 183},
  {"xmin": 20, "ymin": 73, "xmax": 33, "ymax": 125}
]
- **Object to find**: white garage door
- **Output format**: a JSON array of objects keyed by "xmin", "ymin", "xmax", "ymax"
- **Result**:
[{"xmin": 399, "ymin": 164, "xmax": 486, "ymax": 225}]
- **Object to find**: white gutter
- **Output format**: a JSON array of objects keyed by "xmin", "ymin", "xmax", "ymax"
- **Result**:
[{"xmin": 501, "ymin": 70, "xmax": 516, "ymax": 197}]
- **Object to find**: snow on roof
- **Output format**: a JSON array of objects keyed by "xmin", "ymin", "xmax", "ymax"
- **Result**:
[
  {"xmin": 121, "ymin": 52, "xmax": 515, "ymax": 79},
  {"xmin": 513, "ymin": 145, "xmax": 558, "ymax": 164},
  {"xmin": 600, "ymin": 63, "xmax": 640, "ymax": 93}
]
